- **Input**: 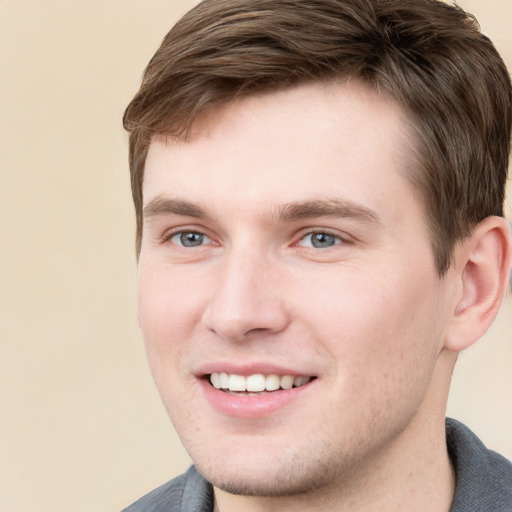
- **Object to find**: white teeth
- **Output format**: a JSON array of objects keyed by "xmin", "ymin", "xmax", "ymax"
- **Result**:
[
  {"xmin": 210, "ymin": 372, "xmax": 221, "ymax": 389},
  {"xmin": 293, "ymin": 376, "xmax": 311, "ymax": 387},
  {"xmin": 219, "ymin": 372, "xmax": 229, "ymax": 389},
  {"xmin": 209, "ymin": 372, "xmax": 313, "ymax": 392},
  {"xmin": 228, "ymin": 374, "xmax": 246, "ymax": 392},
  {"xmin": 265, "ymin": 374, "xmax": 280, "ymax": 391},
  {"xmin": 280, "ymin": 375, "xmax": 294, "ymax": 390},
  {"xmin": 246, "ymin": 374, "xmax": 266, "ymax": 392}
]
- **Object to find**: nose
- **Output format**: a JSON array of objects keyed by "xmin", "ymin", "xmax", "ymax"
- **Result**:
[{"xmin": 201, "ymin": 248, "xmax": 290, "ymax": 342}]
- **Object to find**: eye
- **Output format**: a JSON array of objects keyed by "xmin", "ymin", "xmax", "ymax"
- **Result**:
[
  {"xmin": 298, "ymin": 231, "xmax": 342, "ymax": 249},
  {"xmin": 169, "ymin": 230, "xmax": 213, "ymax": 248}
]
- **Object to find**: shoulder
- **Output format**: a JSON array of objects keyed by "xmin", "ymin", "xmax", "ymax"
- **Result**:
[
  {"xmin": 447, "ymin": 418, "xmax": 512, "ymax": 511},
  {"xmin": 121, "ymin": 466, "xmax": 213, "ymax": 512}
]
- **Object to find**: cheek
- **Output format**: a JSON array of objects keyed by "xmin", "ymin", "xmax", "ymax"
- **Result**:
[
  {"xmin": 295, "ymin": 266, "xmax": 443, "ymax": 394},
  {"xmin": 138, "ymin": 262, "xmax": 205, "ymax": 333},
  {"xmin": 137, "ymin": 266, "xmax": 201, "ymax": 377},
  {"xmin": 137, "ymin": 269, "xmax": 205, "ymax": 424}
]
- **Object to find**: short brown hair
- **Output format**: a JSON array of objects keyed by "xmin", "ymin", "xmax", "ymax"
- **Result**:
[{"xmin": 123, "ymin": 0, "xmax": 512, "ymax": 274}]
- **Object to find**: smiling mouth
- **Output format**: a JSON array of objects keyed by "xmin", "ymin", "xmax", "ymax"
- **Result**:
[{"xmin": 208, "ymin": 372, "xmax": 315, "ymax": 394}]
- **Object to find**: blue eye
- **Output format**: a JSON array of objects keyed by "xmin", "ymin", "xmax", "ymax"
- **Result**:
[
  {"xmin": 170, "ymin": 231, "xmax": 211, "ymax": 247},
  {"xmin": 299, "ymin": 232, "xmax": 341, "ymax": 249}
]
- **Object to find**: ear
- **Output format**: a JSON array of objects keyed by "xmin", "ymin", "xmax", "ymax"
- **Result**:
[{"xmin": 444, "ymin": 216, "xmax": 512, "ymax": 352}]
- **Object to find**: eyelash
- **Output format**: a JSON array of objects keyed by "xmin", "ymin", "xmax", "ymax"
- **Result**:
[
  {"xmin": 163, "ymin": 229, "xmax": 214, "ymax": 248},
  {"xmin": 295, "ymin": 230, "xmax": 346, "ymax": 249}
]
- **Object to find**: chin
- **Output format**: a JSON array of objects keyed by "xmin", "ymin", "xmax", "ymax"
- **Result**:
[
  {"xmin": 192, "ymin": 445, "xmax": 341, "ymax": 498},
  {"xmin": 200, "ymin": 466, "xmax": 330, "ymax": 497}
]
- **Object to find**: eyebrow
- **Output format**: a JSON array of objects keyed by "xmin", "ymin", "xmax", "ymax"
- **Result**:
[
  {"xmin": 143, "ymin": 197, "xmax": 209, "ymax": 221},
  {"xmin": 143, "ymin": 196, "xmax": 381, "ymax": 225},
  {"xmin": 277, "ymin": 198, "xmax": 381, "ymax": 225}
]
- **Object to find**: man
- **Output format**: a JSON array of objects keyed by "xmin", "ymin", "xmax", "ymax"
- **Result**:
[{"xmin": 122, "ymin": 0, "xmax": 512, "ymax": 510}]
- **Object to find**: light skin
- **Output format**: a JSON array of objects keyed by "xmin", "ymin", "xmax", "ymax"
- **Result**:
[{"xmin": 137, "ymin": 82, "xmax": 512, "ymax": 512}]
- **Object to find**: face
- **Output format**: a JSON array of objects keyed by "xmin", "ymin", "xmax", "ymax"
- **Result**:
[{"xmin": 138, "ymin": 82, "xmax": 455, "ymax": 497}]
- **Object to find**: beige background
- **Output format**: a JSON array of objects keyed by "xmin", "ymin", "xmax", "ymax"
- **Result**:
[{"xmin": 0, "ymin": 1, "xmax": 511, "ymax": 511}]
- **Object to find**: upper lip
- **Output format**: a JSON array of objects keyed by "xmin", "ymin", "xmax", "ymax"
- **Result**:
[{"xmin": 195, "ymin": 361, "xmax": 316, "ymax": 378}]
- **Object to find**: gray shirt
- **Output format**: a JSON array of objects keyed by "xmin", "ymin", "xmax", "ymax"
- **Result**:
[{"xmin": 123, "ymin": 418, "xmax": 512, "ymax": 511}]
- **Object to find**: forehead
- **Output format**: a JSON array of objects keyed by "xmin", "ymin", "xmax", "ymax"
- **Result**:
[{"xmin": 143, "ymin": 81, "xmax": 419, "ymax": 223}]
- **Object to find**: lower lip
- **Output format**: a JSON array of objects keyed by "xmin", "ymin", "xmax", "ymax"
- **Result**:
[{"xmin": 199, "ymin": 378, "xmax": 314, "ymax": 419}]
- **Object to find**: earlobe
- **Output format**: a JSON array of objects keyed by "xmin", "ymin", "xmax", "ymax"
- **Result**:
[{"xmin": 445, "ymin": 216, "xmax": 512, "ymax": 353}]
